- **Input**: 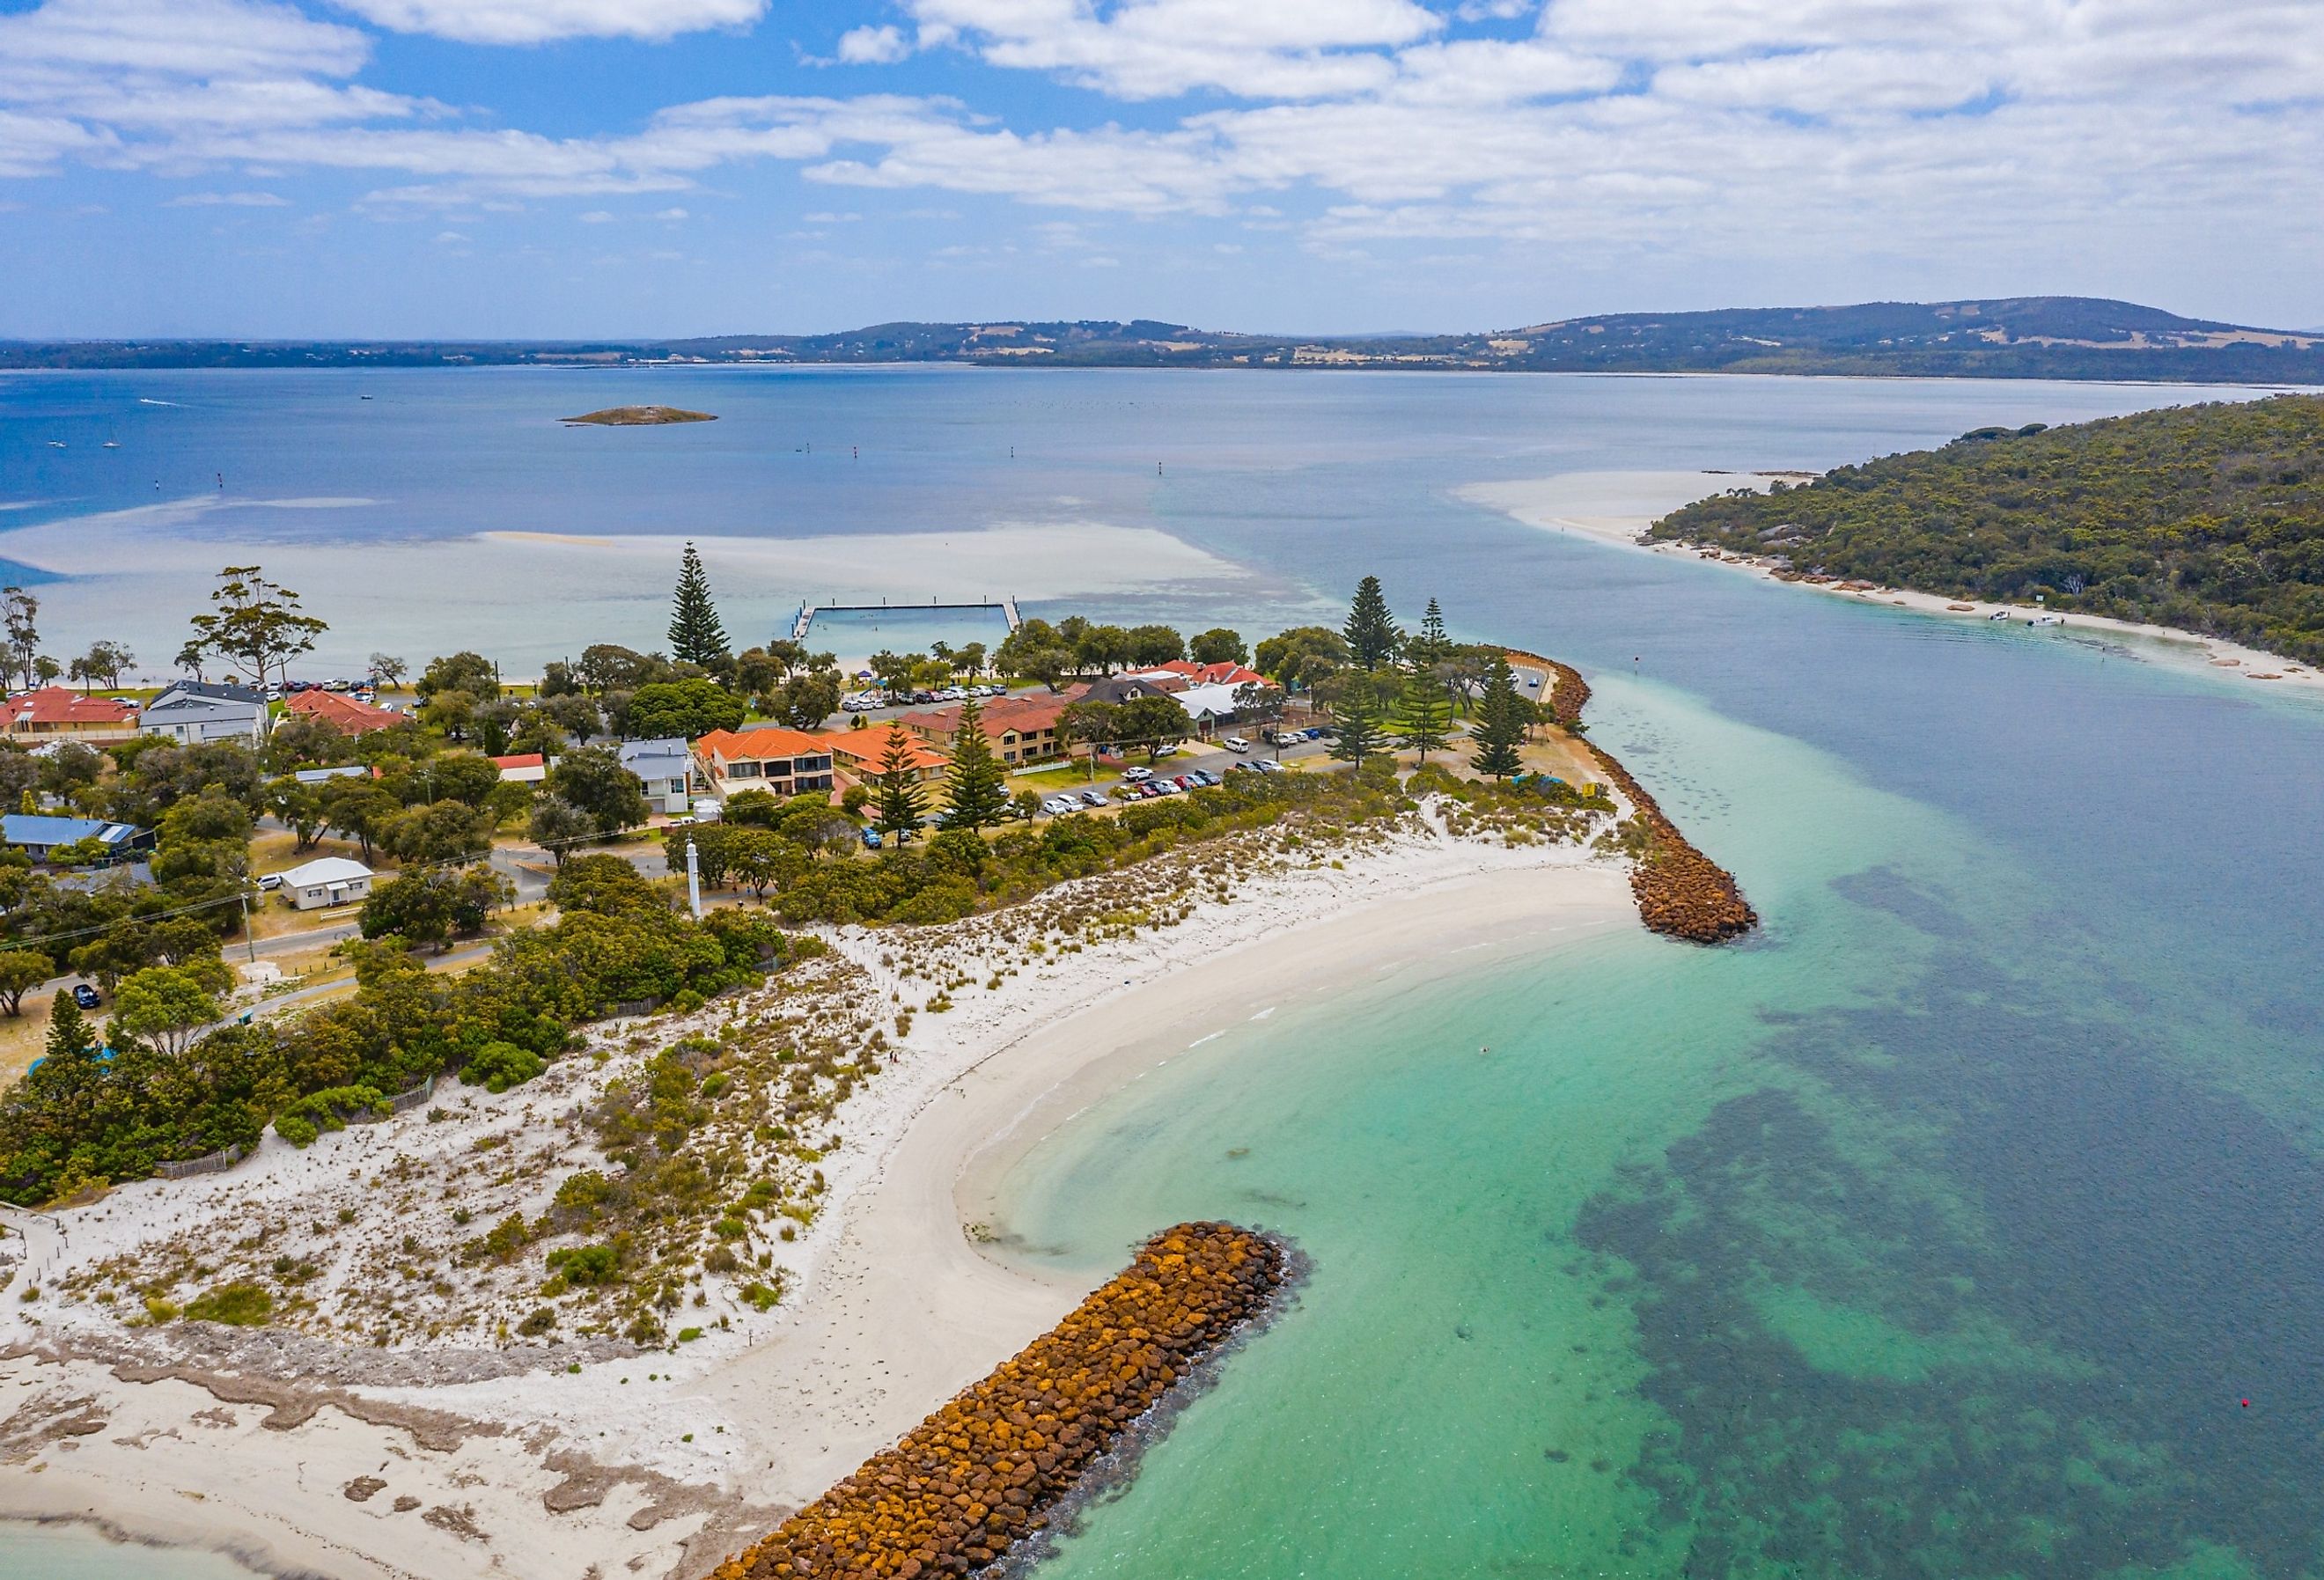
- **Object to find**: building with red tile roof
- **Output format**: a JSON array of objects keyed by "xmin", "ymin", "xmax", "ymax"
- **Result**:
[
  {"xmin": 489, "ymin": 752, "xmax": 547, "ymax": 783},
  {"xmin": 692, "ymin": 727, "xmax": 838, "ymax": 801},
  {"xmin": 896, "ymin": 693, "xmax": 1075, "ymax": 768},
  {"xmin": 6, "ymin": 687, "xmax": 140, "ymax": 744},
  {"xmin": 1130, "ymin": 660, "xmax": 1268, "ymax": 690},
  {"xmin": 813, "ymin": 723, "xmax": 950, "ymax": 786},
  {"xmin": 285, "ymin": 689, "xmax": 404, "ymax": 735}
]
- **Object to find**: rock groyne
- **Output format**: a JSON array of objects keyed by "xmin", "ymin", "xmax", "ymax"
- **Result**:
[
  {"xmin": 713, "ymin": 1222, "xmax": 1287, "ymax": 1580},
  {"xmin": 1506, "ymin": 650, "xmax": 1759, "ymax": 945}
]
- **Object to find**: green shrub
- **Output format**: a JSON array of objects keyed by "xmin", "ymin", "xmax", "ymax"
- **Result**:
[
  {"xmin": 183, "ymin": 1282, "xmax": 273, "ymax": 1326},
  {"xmin": 546, "ymin": 1243, "xmax": 620, "ymax": 1286},
  {"xmin": 462, "ymin": 1040, "xmax": 547, "ymax": 1094}
]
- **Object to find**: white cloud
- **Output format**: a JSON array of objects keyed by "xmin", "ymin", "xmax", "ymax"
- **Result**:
[
  {"xmin": 578, "ymin": 209, "xmax": 614, "ymax": 221},
  {"xmin": 165, "ymin": 187, "xmax": 289, "ymax": 203},
  {"xmin": 332, "ymin": 0, "xmax": 766, "ymax": 46},
  {"xmin": 905, "ymin": 0, "xmax": 1441, "ymax": 99},
  {"xmin": 835, "ymin": 24, "xmax": 912, "ymax": 64},
  {"xmin": 654, "ymin": 205, "xmax": 688, "ymax": 218}
]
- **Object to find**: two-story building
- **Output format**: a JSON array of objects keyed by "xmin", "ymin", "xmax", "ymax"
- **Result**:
[
  {"xmin": 812, "ymin": 723, "xmax": 950, "ymax": 787},
  {"xmin": 139, "ymin": 680, "xmax": 268, "ymax": 746},
  {"xmin": 618, "ymin": 737, "xmax": 699, "ymax": 816},
  {"xmin": 896, "ymin": 694, "xmax": 1075, "ymax": 768},
  {"xmin": 6, "ymin": 687, "xmax": 140, "ymax": 746},
  {"xmin": 691, "ymin": 727, "xmax": 837, "ymax": 803}
]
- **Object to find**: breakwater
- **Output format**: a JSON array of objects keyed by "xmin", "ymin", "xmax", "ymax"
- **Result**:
[
  {"xmin": 713, "ymin": 1223, "xmax": 1287, "ymax": 1580},
  {"xmin": 1507, "ymin": 650, "xmax": 1759, "ymax": 944}
]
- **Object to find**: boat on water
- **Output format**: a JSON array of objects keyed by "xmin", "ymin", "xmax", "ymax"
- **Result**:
[
  {"xmin": 1986, "ymin": 609, "xmax": 2011, "ymax": 621},
  {"xmin": 2030, "ymin": 614, "xmax": 2064, "ymax": 626},
  {"xmin": 47, "ymin": 440, "xmax": 66, "ymax": 448}
]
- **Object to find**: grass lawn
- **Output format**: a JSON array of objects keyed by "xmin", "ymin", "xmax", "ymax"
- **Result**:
[{"xmin": 1008, "ymin": 763, "xmax": 1104, "ymax": 792}]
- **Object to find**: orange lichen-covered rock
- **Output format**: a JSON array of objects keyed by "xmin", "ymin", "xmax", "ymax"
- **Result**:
[{"xmin": 714, "ymin": 1223, "xmax": 1285, "ymax": 1580}]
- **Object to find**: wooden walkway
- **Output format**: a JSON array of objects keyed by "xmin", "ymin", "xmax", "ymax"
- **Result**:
[{"xmin": 791, "ymin": 596, "xmax": 1021, "ymax": 643}]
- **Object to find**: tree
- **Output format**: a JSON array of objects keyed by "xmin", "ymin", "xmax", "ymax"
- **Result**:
[
  {"xmin": 1470, "ymin": 655, "xmax": 1526, "ymax": 780},
  {"xmin": 369, "ymin": 653, "xmax": 408, "ymax": 691},
  {"xmin": 1125, "ymin": 624, "xmax": 1186, "ymax": 666},
  {"xmin": 667, "ymin": 540, "xmax": 730, "ymax": 667},
  {"xmin": 956, "ymin": 642, "xmax": 988, "ymax": 679},
  {"xmin": 263, "ymin": 713, "xmax": 349, "ymax": 774},
  {"xmin": 1408, "ymin": 597, "xmax": 1452, "ymax": 670},
  {"xmin": 70, "ymin": 641, "xmax": 132, "ymax": 694},
  {"xmin": 1343, "ymin": 575, "xmax": 1401, "ymax": 670},
  {"xmin": 543, "ymin": 745, "xmax": 650, "ymax": 836},
  {"xmin": 1115, "ymin": 694, "xmax": 1193, "ymax": 762},
  {"xmin": 941, "ymin": 699, "xmax": 1009, "ymax": 831},
  {"xmin": 362, "ymin": 866, "xmax": 510, "ymax": 951},
  {"xmin": 870, "ymin": 727, "xmax": 927, "ymax": 842},
  {"xmin": 867, "ymin": 650, "xmax": 917, "ymax": 698},
  {"xmin": 420, "ymin": 687, "xmax": 478, "ymax": 741},
  {"xmin": 993, "ymin": 620, "xmax": 1076, "ymax": 691},
  {"xmin": 44, "ymin": 988, "xmax": 92, "ymax": 1069},
  {"xmin": 1395, "ymin": 666, "xmax": 1453, "ymax": 763},
  {"xmin": 768, "ymin": 668, "xmax": 842, "ymax": 731},
  {"xmin": 1057, "ymin": 699, "xmax": 1122, "ymax": 758},
  {"xmin": 577, "ymin": 643, "xmax": 658, "ymax": 694},
  {"xmin": 189, "ymin": 566, "xmax": 327, "ymax": 688},
  {"xmin": 261, "ymin": 776, "xmax": 327, "ymax": 853},
  {"xmin": 1329, "ymin": 683, "xmax": 1386, "ymax": 768},
  {"xmin": 0, "ymin": 950, "xmax": 54, "ymax": 1016},
  {"xmin": 33, "ymin": 657, "xmax": 59, "ymax": 686},
  {"xmin": 175, "ymin": 638, "xmax": 208, "ymax": 682},
  {"xmin": 1254, "ymin": 626, "xmax": 1350, "ymax": 694},
  {"xmin": 383, "ymin": 799, "xmax": 493, "ymax": 864},
  {"xmin": 2, "ymin": 587, "xmax": 39, "ymax": 690},
  {"xmin": 1189, "ymin": 627, "xmax": 1248, "ymax": 665},
  {"xmin": 110, "ymin": 965, "xmax": 224, "ymax": 1058},
  {"xmin": 319, "ymin": 779, "xmax": 400, "ymax": 861},
  {"xmin": 416, "ymin": 650, "xmax": 496, "ymax": 702},
  {"xmin": 526, "ymin": 796, "xmax": 595, "ymax": 863},
  {"xmin": 725, "ymin": 827, "xmax": 805, "ymax": 899},
  {"xmin": 1232, "ymin": 680, "xmax": 1285, "ymax": 739},
  {"xmin": 627, "ymin": 678, "xmax": 746, "ymax": 741}
]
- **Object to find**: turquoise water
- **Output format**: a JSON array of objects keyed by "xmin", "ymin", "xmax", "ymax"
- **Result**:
[
  {"xmin": 0, "ymin": 1524, "xmax": 264, "ymax": 1578},
  {"xmin": 4, "ymin": 369, "xmax": 2322, "ymax": 1576}
]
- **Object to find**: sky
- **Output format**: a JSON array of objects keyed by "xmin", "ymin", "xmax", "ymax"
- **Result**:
[{"xmin": 0, "ymin": 0, "xmax": 2320, "ymax": 339}]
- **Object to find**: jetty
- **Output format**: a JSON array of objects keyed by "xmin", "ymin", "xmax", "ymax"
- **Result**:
[{"xmin": 790, "ymin": 595, "xmax": 1021, "ymax": 643}]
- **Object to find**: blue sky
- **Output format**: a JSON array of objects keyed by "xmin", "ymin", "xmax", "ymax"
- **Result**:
[{"xmin": 2, "ymin": 0, "xmax": 2320, "ymax": 338}]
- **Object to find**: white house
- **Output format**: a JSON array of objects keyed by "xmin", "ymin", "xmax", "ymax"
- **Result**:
[
  {"xmin": 1173, "ymin": 681, "xmax": 1249, "ymax": 736},
  {"xmin": 277, "ymin": 856, "xmax": 374, "ymax": 910},
  {"xmin": 140, "ymin": 681, "xmax": 269, "ymax": 746},
  {"xmin": 619, "ymin": 737, "xmax": 695, "ymax": 815}
]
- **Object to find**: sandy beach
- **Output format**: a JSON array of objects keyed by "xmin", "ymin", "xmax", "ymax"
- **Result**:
[
  {"xmin": 1, "ymin": 812, "xmax": 1633, "ymax": 1579},
  {"xmin": 1464, "ymin": 472, "xmax": 2324, "ymax": 698}
]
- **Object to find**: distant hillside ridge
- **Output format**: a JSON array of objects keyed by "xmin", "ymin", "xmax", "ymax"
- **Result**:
[
  {"xmin": 6, "ymin": 298, "xmax": 2321, "ymax": 380},
  {"xmin": 1651, "ymin": 394, "xmax": 2324, "ymax": 665}
]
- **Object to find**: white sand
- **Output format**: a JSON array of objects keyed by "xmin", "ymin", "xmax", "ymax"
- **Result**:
[
  {"xmin": 1467, "ymin": 472, "xmax": 2324, "ymax": 697},
  {"xmin": 1, "ymin": 818, "xmax": 1633, "ymax": 1579}
]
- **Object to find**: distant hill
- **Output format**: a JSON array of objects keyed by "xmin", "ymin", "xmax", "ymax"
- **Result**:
[
  {"xmin": 1651, "ymin": 394, "xmax": 2324, "ymax": 664},
  {"xmin": 6, "ymin": 298, "xmax": 2321, "ymax": 381}
]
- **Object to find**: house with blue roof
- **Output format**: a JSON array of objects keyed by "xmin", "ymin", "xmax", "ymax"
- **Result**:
[{"xmin": 1, "ymin": 813, "xmax": 143, "ymax": 862}]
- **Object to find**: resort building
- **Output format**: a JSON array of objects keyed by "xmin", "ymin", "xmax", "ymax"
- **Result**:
[
  {"xmin": 896, "ymin": 694, "xmax": 1073, "ymax": 767},
  {"xmin": 1172, "ymin": 682, "xmax": 1251, "ymax": 737},
  {"xmin": 618, "ymin": 738, "xmax": 698, "ymax": 816},
  {"xmin": 691, "ymin": 726, "xmax": 837, "ymax": 802},
  {"xmin": 139, "ymin": 680, "xmax": 268, "ymax": 746},
  {"xmin": 285, "ymin": 689, "xmax": 403, "ymax": 735},
  {"xmin": 276, "ymin": 856, "xmax": 375, "ymax": 910},
  {"xmin": 6, "ymin": 687, "xmax": 140, "ymax": 745},
  {"xmin": 812, "ymin": 723, "xmax": 951, "ymax": 787},
  {"xmin": 1074, "ymin": 673, "xmax": 1175, "ymax": 706},
  {"xmin": 489, "ymin": 752, "xmax": 547, "ymax": 784},
  {"xmin": 0, "ymin": 813, "xmax": 143, "ymax": 862}
]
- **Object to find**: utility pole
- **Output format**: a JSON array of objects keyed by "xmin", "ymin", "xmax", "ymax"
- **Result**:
[
  {"xmin": 239, "ymin": 885, "xmax": 256, "ymax": 963},
  {"xmin": 685, "ymin": 838, "xmax": 702, "ymax": 919}
]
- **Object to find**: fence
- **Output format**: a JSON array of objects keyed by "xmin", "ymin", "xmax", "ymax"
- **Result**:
[{"xmin": 157, "ymin": 1144, "xmax": 243, "ymax": 1180}]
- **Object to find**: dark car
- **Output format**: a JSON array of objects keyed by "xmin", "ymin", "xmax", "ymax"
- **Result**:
[{"xmin": 72, "ymin": 983, "xmax": 101, "ymax": 1010}]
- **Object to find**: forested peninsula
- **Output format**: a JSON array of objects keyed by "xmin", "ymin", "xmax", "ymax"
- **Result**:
[{"xmin": 1651, "ymin": 395, "xmax": 2324, "ymax": 665}]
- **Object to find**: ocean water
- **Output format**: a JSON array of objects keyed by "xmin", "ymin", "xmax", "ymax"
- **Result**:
[
  {"xmin": 0, "ymin": 1523, "xmax": 264, "ymax": 1578},
  {"xmin": 4, "ymin": 368, "xmax": 2321, "ymax": 1576}
]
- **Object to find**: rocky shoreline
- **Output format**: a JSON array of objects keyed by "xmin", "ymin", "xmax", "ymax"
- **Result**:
[
  {"xmin": 711, "ymin": 1224, "xmax": 1288, "ymax": 1580},
  {"xmin": 1509, "ymin": 650, "xmax": 1760, "ymax": 944}
]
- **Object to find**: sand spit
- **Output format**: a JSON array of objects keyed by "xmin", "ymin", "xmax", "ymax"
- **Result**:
[
  {"xmin": 1, "ymin": 811, "xmax": 1634, "ymax": 1579},
  {"xmin": 1509, "ymin": 649, "xmax": 1759, "ymax": 944}
]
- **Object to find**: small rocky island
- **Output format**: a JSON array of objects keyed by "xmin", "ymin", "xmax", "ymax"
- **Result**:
[{"xmin": 562, "ymin": 405, "xmax": 717, "ymax": 425}]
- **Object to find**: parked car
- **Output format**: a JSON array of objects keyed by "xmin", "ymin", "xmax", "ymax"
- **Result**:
[
  {"xmin": 1122, "ymin": 766, "xmax": 1154, "ymax": 783},
  {"xmin": 1255, "ymin": 758, "xmax": 1287, "ymax": 773},
  {"xmin": 1222, "ymin": 735, "xmax": 1252, "ymax": 753},
  {"xmin": 1078, "ymin": 790, "xmax": 1108, "ymax": 808},
  {"xmin": 71, "ymin": 983, "xmax": 101, "ymax": 1010},
  {"xmin": 1041, "ymin": 796, "xmax": 1078, "ymax": 815},
  {"xmin": 860, "ymin": 827, "xmax": 882, "ymax": 850},
  {"xmin": 1173, "ymin": 775, "xmax": 1200, "ymax": 790},
  {"xmin": 1189, "ymin": 770, "xmax": 1220, "ymax": 787}
]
